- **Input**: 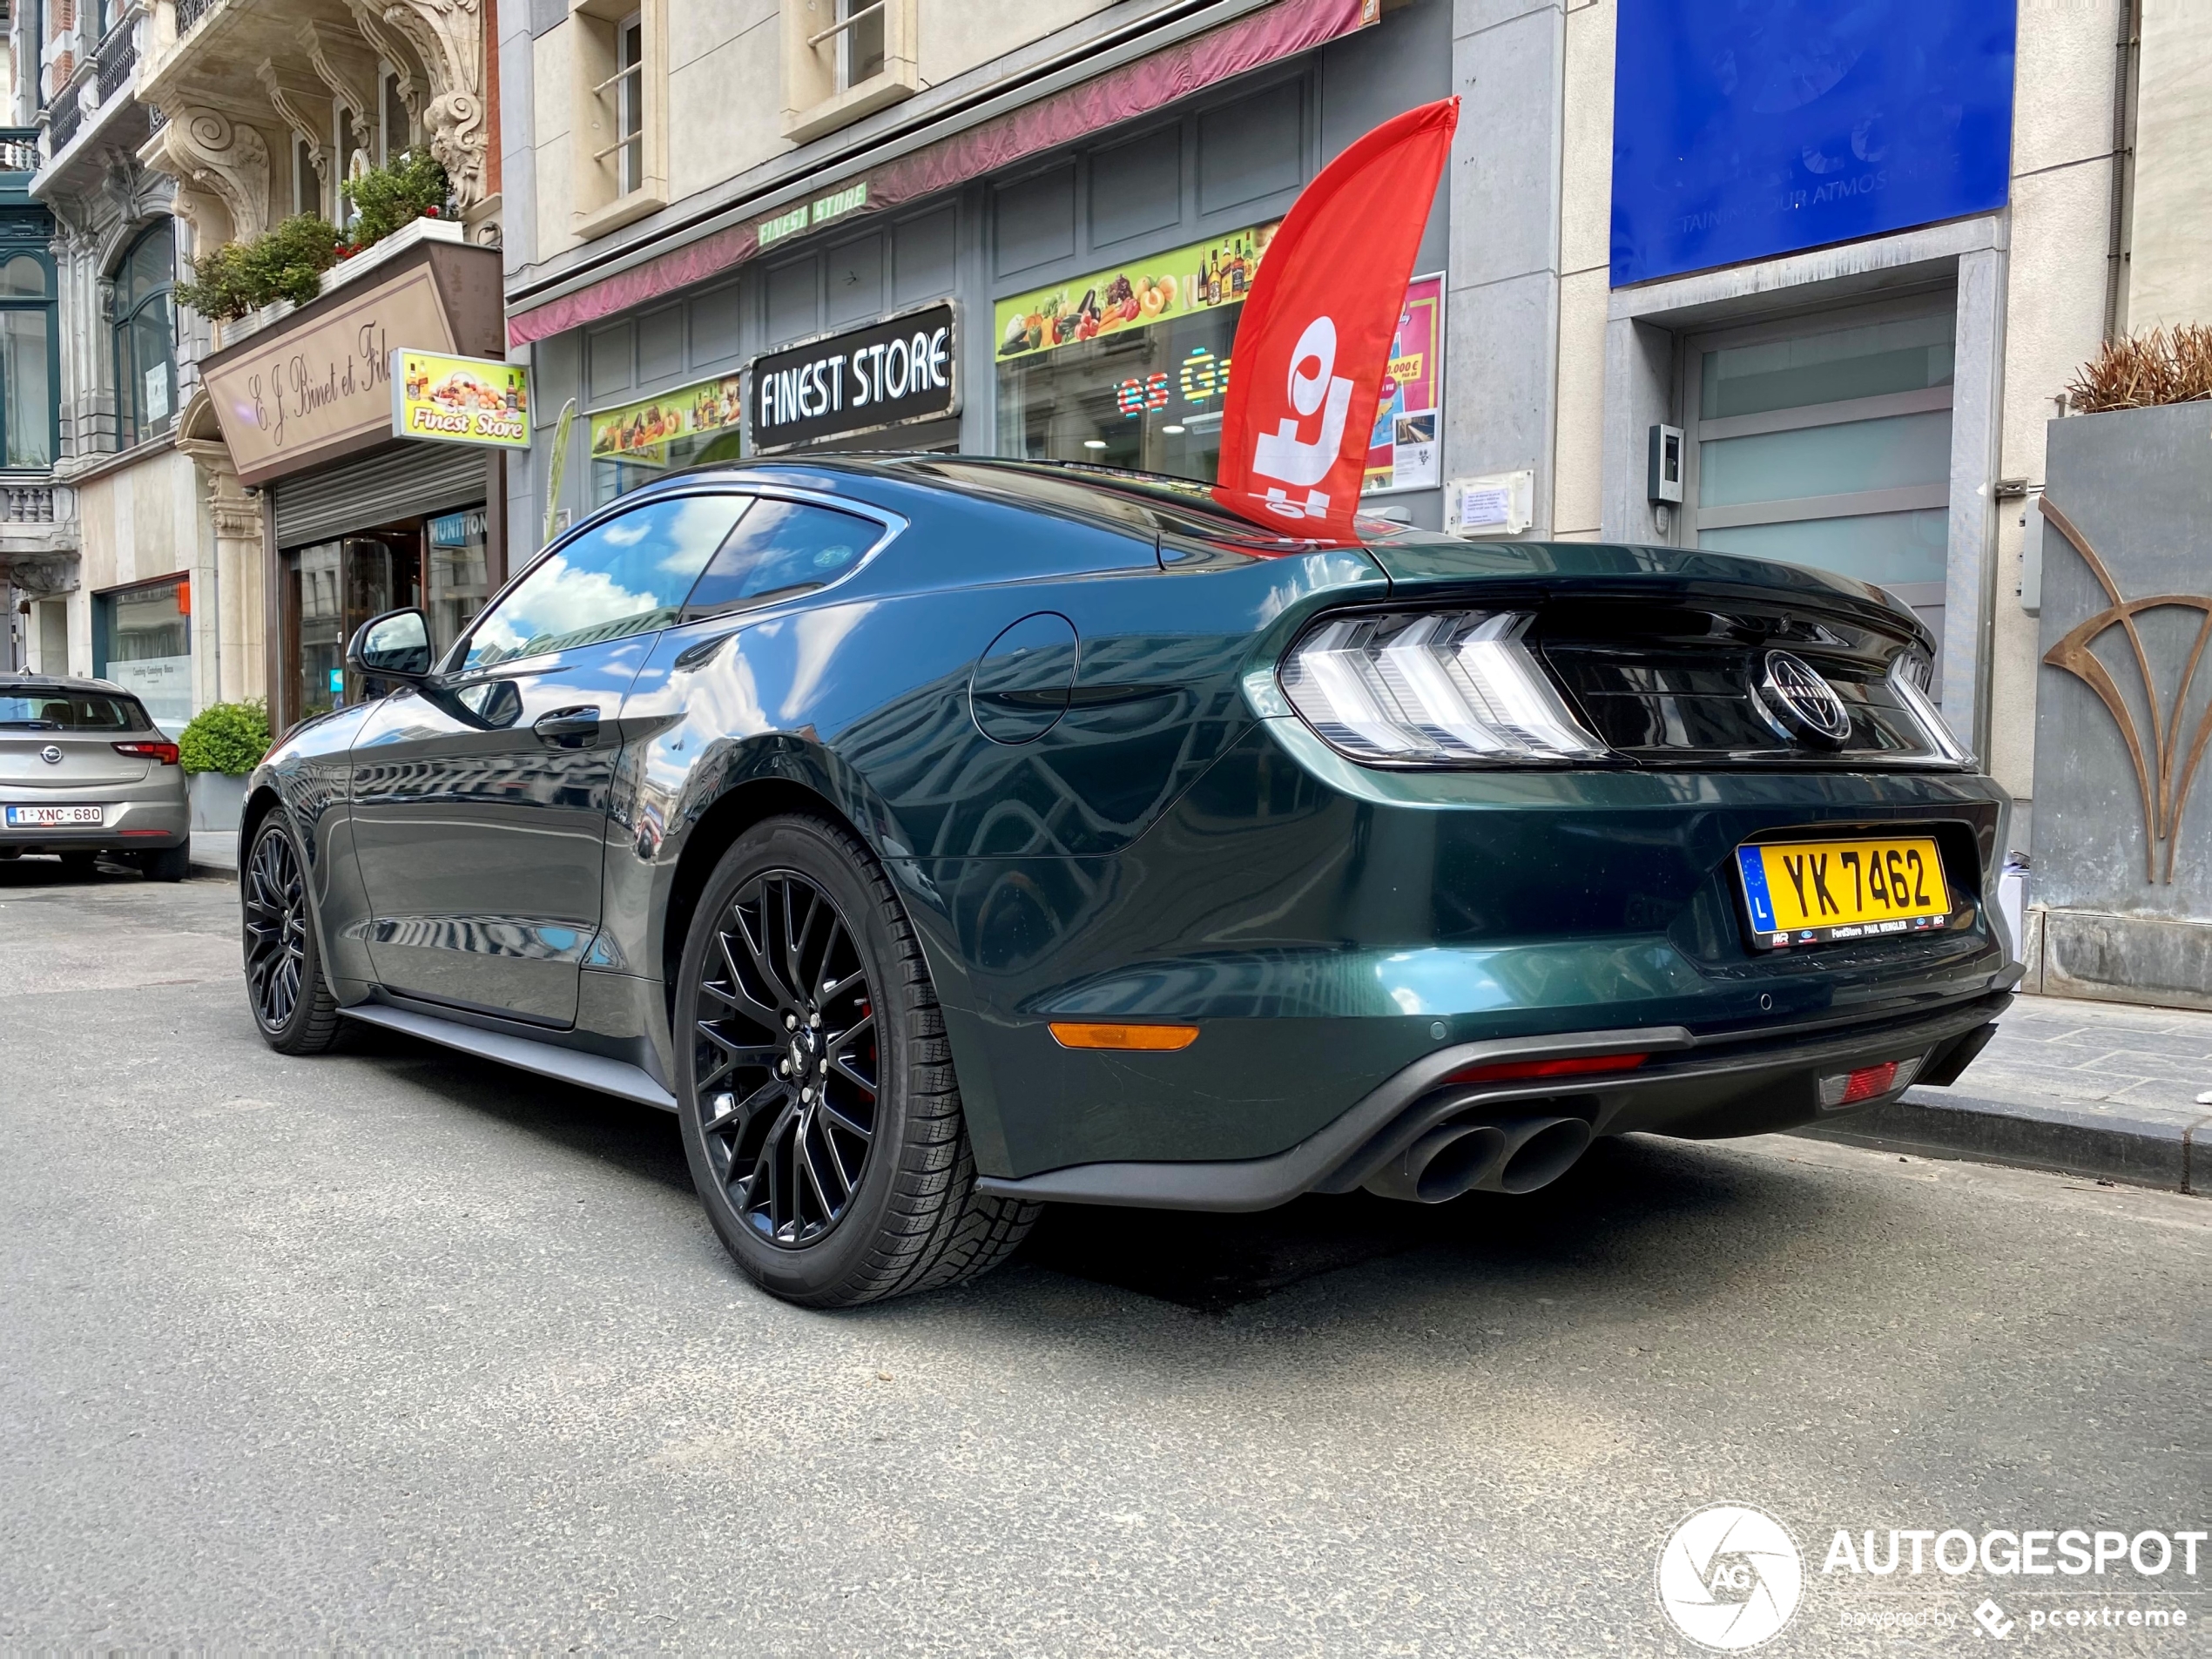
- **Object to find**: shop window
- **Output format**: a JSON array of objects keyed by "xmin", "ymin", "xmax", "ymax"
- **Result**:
[
  {"xmin": 95, "ymin": 575, "xmax": 192, "ymax": 730},
  {"xmin": 781, "ymin": 0, "xmax": 916, "ymax": 144},
  {"xmin": 587, "ymin": 372, "xmax": 745, "ymax": 506},
  {"xmin": 462, "ymin": 492, "xmax": 749, "ymax": 671},
  {"xmin": 0, "ymin": 250, "xmax": 55, "ymax": 469},
  {"xmin": 994, "ymin": 224, "xmax": 1276, "ymax": 485},
  {"xmin": 426, "ymin": 508, "xmax": 494, "ymax": 654},
  {"xmin": 570, "ymin": 0, "xmax": 666, "ymax": 239},
  {"xmin": 1681, "ymin": 299, "xmax": 1955, "ymax": 653},
  {"xmin": 112, "ymin": 221, "xmax": 176, "ymax": 448}
]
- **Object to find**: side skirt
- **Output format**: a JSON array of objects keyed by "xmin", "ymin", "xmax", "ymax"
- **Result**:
[{"xmin": 339, "ymin": 1002, "xmax": 678, "ymax": 1113}]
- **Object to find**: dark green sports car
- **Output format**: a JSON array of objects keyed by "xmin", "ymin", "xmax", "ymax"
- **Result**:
[{"xmin": 239, "ymin": 458, "xmax": 2013, "ymax": 1305}]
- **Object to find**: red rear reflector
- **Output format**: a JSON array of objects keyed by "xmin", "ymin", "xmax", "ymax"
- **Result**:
[
  {"xmin": 1049, "ymin": 1022, "xmax": 1200, "ymax": 1051},
  {"xmin": 1447, "ymin": 1052, "xmax": 1649, "ymax": 1085},
  {"xmin": 112, "ymin": 740, "xmax": 180, "ymax": 765}
]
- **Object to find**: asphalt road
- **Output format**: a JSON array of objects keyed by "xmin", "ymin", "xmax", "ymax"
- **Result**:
[{"xmin": 3, "ymin": 859, "xmax": 2207, "ymax": 1655}]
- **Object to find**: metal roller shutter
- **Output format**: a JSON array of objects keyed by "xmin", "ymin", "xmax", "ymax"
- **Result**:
[{"xmin": 271, "ymin": 444, "xmax": 489, "ymax": 548}]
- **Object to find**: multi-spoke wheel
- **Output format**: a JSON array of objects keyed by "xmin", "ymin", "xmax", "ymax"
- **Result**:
[
  {"xmin": 675, "ymin": 814, "xmax": 1041, "ymax": 1307},
  {"xmin": 242, "ymin": 812, "xmax": 340, "ymax": 1054},
  {"xmin": 693, "ymin": 868, "xmax": 880, "ymax": 1249}
]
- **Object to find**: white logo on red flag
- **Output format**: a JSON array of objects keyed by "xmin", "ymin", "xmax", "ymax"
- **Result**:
[{"xmin": 1212, "ymin": 97, "xmax": 1458, "ymax": 540}]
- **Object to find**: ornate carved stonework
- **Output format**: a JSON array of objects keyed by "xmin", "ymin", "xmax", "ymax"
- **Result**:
[
  {"xmin": 259, "ymin": 62, "xmax": 335, "ymax": 195},
  {"xmin": 144, "ymin": 109, "xmax": 271, "ymax": 248},
  {"xmin": 344, "ymin": 0, "xmax": 428, "ymax": 138},
  {"xmin": 178, "ymin": 434, "xmax": 263, "ymax": 545},
  {"xmin": 374, "ymin": 0, "xmax": 489, "ymax": 211},
  {"xmin": 301, "ymin": 21, "xmax": 378, "ymax": 154}
]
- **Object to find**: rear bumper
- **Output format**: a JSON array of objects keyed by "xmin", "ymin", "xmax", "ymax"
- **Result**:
[
  {"xmin": 0, "ymin": 793, "xmax": 188, "ymax": 853},
  {"xmin": 974, "ymin": 984, "xmax": 2015, "ymax": 1211}
]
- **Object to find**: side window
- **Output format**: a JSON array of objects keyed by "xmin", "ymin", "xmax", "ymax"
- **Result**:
[
  {"xmin": 463, "ymin": 493, "xmax": 748, "ymax": 671},
  {"xmin": 683, "ymin": 498, "xmax": 881, "ymax": 617}
]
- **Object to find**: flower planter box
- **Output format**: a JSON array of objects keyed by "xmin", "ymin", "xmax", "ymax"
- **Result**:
[{"xmin": 188, "ymin": 768, "xmax": 248, "ymax": 833}]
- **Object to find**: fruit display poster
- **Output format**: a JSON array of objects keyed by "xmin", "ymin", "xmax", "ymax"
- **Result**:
[
  {"xmin": 1362, "ymin": 273, "xmax": 1444, "ymax": 496},
  {"xmin": 995, "ymin": 220, "xmax": 1282, "ymax": 362},
  {"xmin": 588, "ymin": 373, "xmax": 745, "ymax": 463},
  {"xmin": 390, "ymin": 350, "xmax": 530, "ymax": 448}
]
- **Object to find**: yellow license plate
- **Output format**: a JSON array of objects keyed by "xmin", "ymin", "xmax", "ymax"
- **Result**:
[{"xmin": 1735, "ymin": 835, "xmax": 1952, "ymax": 948}]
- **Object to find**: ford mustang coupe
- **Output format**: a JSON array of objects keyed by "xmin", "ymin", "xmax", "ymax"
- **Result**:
[{"xmin": 239, "ymin": 458, "xmax": 2014, "ymax": 1305}]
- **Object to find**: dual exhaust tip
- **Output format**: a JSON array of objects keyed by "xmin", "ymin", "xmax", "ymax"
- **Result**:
[{"xmin": 1364, "ymin": 1114, "xmax": 1595, "ymax": 1204}]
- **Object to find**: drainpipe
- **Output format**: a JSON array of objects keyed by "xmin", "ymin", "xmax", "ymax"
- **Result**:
[{"xmin": 2102, "ymin": 0, "xmax": 2141, "ymax": 341}]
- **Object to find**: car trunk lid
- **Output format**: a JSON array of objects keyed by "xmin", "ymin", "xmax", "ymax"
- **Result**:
[{"xmin": 0, "ymin": 732, "xmax": 152, "ymax": 787}]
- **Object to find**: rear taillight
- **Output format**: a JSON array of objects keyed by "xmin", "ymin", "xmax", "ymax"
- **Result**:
[
  {"xmin": 1887, "ymin": 651, "xmax": 1973, "ymax": 764},
  {"xmin": 1278, "ymin": 610, "xmax": 1608, "ymax": 765},
  {"xmin": 113, "ymin": 739, "xmax": 179, "ymax": 765}
]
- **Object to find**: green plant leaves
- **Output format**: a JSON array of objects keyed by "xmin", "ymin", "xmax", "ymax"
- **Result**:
[{"xmin": 177, "ymin": 698, "xmax": 272, "ymax": 776}]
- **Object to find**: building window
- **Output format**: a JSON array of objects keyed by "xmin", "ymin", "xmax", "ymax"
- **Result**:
[
  {"xmin": 780, "ymin": 0, "xmax": 916, "ymax": 144},
  {"xmin": 112, "ymin": 221, "xmax": 176, "ymax": 448},
  {"xmin": 294, "ymin": 138, "xmax": 321, "ymax": 217},
  {"xmin": 381, "ymin": 71, "xmax": 411, "ymax": 163},
  {"xmin": 0, "ymin": 250, "xmax": 55, "ymax": 469},
  {"xmin": 570, "ymin": 0, "xmax": 664, "ymax": 238},
  {"xmin": 94, "ymin": 574, "xmax": 192, "ymax": 729},
  {"xmin": 1680, "ymin": 297, "xmax": 1956, "ymax": 660}
]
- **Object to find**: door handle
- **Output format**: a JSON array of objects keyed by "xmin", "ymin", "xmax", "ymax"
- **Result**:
[{"xmin": 532, "ymin": 705, "xmax": 602, "ymax": 748}]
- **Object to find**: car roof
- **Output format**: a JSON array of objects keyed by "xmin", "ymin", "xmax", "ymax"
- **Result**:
[
  {"xmin": 0, "ymin": 673, "xmax": 134, "ymax": 698},
  {"xmin": 624, "ymin": 453, "xmax": 1375, "ymax": 552}
]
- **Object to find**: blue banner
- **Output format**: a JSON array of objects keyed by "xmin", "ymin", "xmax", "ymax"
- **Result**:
[{"xmin": 1610, "ymin": 0, "xmax": 2017, "ymax": 287}]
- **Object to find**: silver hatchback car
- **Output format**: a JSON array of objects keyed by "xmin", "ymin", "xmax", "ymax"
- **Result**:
[{"xmin": 0, "ymin": 675, "xmax": 191, "ymax": 880}]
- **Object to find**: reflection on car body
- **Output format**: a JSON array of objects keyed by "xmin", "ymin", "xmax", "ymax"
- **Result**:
[{"xmin": 238, "ymin": 456, "xmax": 2015, "ymax": 1307}]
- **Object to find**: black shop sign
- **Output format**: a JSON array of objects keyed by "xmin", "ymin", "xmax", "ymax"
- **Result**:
[{"xmin": 749, "ymin": 302, "xmax": 956, "ymax": 451}]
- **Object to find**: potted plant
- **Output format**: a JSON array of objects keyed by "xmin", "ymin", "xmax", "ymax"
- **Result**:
[{"xmin": 176, "ymin": 698, "xmax": 271, "ymax": 834}]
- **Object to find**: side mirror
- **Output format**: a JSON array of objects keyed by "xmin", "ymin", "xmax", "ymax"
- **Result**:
[{"xmin": 347, "ymin": 607, "xmax": 434, "ymax": 682}]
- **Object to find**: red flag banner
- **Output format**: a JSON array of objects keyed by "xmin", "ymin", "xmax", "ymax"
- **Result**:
[{"xmin": 1212, "ymin": 97, "xmax": 1458, "ymax": 538}]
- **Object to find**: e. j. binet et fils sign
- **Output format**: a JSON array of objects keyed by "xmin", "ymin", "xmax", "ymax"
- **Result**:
[{"xmin": 202, "ymin": 261, "xmax": 469, "ymax": 485}]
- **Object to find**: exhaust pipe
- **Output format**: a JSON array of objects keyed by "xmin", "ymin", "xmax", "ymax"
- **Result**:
[{"xmin": 1364, "ymin": 1114, "xmax": 1595, "ymax": 1204}]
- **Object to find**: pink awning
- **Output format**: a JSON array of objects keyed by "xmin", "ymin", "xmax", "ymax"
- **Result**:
[{"xmin": 508, "ymin": 0, "xmax": 1372, "ymax": 347}]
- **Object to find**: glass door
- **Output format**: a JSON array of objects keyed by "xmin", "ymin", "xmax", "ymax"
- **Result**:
[{"xmin": 286, "ymin": 533, "xmax": 423, "ymax": 720}]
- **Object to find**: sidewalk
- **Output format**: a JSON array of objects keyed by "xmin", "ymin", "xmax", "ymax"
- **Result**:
[
  {"xmin": 189, "ymin": 830, "xmax": 237, "ymax": 876},
  {"xmin": 1799, "ymin": 994, "xmax": 2212, "ymax": 1195}
]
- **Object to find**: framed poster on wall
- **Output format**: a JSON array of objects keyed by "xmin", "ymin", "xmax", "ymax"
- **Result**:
[{"xmin": 1362, "ymin": 272, "xmax": 1444, "ymax": 496}]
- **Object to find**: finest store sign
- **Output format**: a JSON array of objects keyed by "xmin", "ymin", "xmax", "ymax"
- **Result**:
[
  {"xmin": 750, "ymin": 304, "xmax": 956, "ymax": 451},
  {"xmin": 391, "ymin": 349, "xmax": 529, "ymax": 448}
]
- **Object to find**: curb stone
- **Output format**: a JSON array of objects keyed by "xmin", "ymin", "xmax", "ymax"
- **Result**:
[{"xmin": 1794, "ymin": 1087, "xmax": 2211, "ymax": 1195}]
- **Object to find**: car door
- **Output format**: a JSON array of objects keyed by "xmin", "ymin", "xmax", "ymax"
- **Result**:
[{"xmin": 347, "ymin": 490, "xmax": 752, "ymax": 1025}]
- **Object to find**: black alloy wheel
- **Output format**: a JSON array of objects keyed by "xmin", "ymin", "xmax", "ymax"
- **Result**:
[
  {"xmin": 693, "ymin": 867, "xmax": 880, "ymax": 1248},
  {"xmin": 242, "ymin": 813, "xmax": 340, "ymax": 1054},
  {"xmin": 676, "ymin": 814, "xmax": 1040, "ymax": 1307}
]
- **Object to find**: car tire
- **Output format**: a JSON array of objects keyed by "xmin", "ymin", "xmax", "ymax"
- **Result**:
[
  {"xmin": 675, "ymin": 813, "xmax": 1040, "ymax": 1308},
  {"xmin": 242, "ymin": 813, "xmax": 341, "ymax": 1055},
  {"xmin": 138, "ymin": 842, "xmax": 191, "ymax": 882}
]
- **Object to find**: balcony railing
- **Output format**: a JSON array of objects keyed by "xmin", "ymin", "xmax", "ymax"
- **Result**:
[
  {"xmin": 97, "ymin": 29, "xmax": 138, "ymax": 102},
  {"xmin": 0, "ymin": 483, "xmax": 60, "ymax": 523},
  {"xmin": 0, "ymin": 130, "xmax": 38, "ymax": 172},
  {"xmin": 176, "ymin": 0, "xmax": 214, "ymax": 34},
  {"xmin": 45, "ymin": 97, "xmax": 82, "ymax": 154}
]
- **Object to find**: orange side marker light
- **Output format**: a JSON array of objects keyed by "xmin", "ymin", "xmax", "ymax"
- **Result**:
[{"xmin": 1048, "ymin": 1022, "xmax": 1200, "ymax": 1052}]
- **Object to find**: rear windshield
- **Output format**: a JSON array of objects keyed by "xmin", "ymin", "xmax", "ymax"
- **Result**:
[{"xmin": 0, "ymin": 691, "xmax": 152, "ymax": 731}]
